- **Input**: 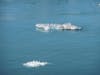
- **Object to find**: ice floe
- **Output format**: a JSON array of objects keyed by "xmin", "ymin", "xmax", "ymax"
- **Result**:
[
  {"xmin": 23, "ymin": 60, "xmax": 49, "ymax": 68},
  {"xmin": 35, "ymin": 23, "xmax": 82, "ymax": 32}
]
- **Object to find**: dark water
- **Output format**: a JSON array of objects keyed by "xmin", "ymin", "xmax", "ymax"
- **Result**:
[{"xmin": 0, "ymin": 0, "xmax": 100, "ymax": 75}]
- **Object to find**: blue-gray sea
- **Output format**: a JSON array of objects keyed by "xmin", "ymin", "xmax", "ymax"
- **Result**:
[{"xmin": 0, "ymin": 0, "xmax": 100, "ymax": 75}]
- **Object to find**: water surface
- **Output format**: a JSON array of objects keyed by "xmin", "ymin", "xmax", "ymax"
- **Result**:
[{"xmin": 0, "ymin": 0, "xmax": 100, "ymax": 75}]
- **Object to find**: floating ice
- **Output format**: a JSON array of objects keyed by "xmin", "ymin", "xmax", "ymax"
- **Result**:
[
  {"xmin": 35, "ymin": 23, "xmax": 82, "ymax": 32},
  {"xmin": 23, "ymin": 60, "xmax": 48, "ymax": 68}
]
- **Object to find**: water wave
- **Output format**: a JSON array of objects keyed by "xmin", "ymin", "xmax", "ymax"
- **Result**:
[{"xmin": 23, "ymin": 60, "xmax": 49, "ymax": 68}]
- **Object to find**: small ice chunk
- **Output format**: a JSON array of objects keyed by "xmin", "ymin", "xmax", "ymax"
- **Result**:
[{"xmin": 23, "ymin": 60, "xmax": 48, "ymax": 68}]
